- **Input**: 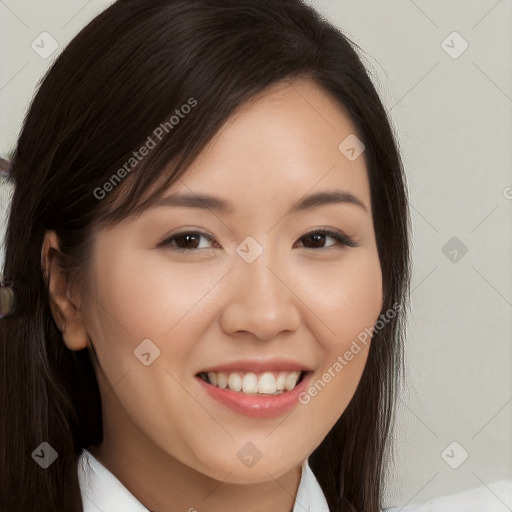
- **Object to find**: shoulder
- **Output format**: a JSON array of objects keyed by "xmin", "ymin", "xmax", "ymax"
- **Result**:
[{"xmin": 383, "ymin": 479, "xmax": 512, "ymax": 512}]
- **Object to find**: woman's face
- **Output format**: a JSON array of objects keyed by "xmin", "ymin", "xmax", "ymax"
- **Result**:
[{"xmin": 75, "ymin": 77, "xmax": 383, "ymax": 483}]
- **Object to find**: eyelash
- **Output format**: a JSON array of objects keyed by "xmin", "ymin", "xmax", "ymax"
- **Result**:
[{"xmin": 157, "ymin": 228, "xmax": 359, "ymax": 253}]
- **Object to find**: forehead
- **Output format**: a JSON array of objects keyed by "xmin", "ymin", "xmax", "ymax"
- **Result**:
[{"xmin": 160, "ymin": 77, "xmax": 370, "ymax": 211}]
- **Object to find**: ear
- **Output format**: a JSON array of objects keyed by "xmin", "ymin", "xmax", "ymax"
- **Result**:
[{"xmin": 41, "ymin": 230, "xmax": 88, "ymax": 351}]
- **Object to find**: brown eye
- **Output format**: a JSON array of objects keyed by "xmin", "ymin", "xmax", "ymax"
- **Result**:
[
  {"xmin": 158, "ymin": 231, "xmax": 218, "ymax": 252},
  {"xmin": 295, "ymin": 229, "xmax": 359, "ymax": 249}
]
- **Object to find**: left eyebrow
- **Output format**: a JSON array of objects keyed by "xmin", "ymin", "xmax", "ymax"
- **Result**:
[
  {"xmin": 289, "ymin": 190, "xmax": 368, "ymax": 214},
  {"xmin": 151, "ymin": 189, "xmax": 368, "ymax": 214}
]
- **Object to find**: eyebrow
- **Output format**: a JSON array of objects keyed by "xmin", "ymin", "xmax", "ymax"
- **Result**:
[{"xmin": 152, "ymin": 189, "xmax": 368, "ymax": 214}]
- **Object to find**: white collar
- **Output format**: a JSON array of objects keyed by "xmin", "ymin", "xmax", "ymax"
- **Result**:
[{"xmin": 78, "ymin": 448, "xmax": 330, "ymax": 512}]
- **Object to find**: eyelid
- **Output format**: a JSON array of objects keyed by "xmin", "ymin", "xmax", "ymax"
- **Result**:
[
  {"xmin": 303, "ymin": 227, "xmax": 360, "ymax": 248},
  {"xmin": 157, "ymin": 227, "xmax": 360, "ymax": 252},
  {"xmin": 155, "ymin": 228, "xmax": 216, "ymax": 251}
]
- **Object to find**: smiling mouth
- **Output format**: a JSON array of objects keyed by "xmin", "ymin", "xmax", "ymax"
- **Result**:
[{"xmin": 196, "ymin": 370, "xmax": 308, "ymax": 395}]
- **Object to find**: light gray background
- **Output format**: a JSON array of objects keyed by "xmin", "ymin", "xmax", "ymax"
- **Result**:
[{"xmin": 0, "ymin": 0, "xmax": 511, "ymax": 509}]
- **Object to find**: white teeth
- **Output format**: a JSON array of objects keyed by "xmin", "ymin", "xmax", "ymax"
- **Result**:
[
  {"xmin": 216, "ymin": 372, "xmax": 228, "ymax": 388},
  {"xmin": 242, "ymin": 373, "xmax": 259, "ymax": 394},
  {"xmin": 276, "ymin": 373, "xmax": 286, "ymax": 391},
  {"xmin": 285, "ymin": 371, "xmax": 300, "ymax": 391},
  {"xmin": 202, "ymin": 370, "xmax": 303, "ymax": 394},
  {"xmin": 228, "ymin": 373, "xmax": 242, "ymax": 392},
  {"xmin": 258, "ymin": 372, "xmax": 277, "ymax": 394}
]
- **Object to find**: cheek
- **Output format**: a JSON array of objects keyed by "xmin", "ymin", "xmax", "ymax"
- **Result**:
[
  {"xmin": 297, "ymin": 248, "xmax": 383, "ymax": 347},
  {"xmin": 293, "ymin": 249, "xmax": 382, "ymax": 426},
  {"xmin": 80, "ymin": 246, "xmax": 229, "ymax": 385},
  {"xmin": 79, "ymin": 248, "xmax": 169, "ymax": 384}
]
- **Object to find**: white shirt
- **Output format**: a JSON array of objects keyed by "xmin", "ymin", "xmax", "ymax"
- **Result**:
[{"xmin": 77, "ymin": 449, "xmax": 512, "ymax": 512}]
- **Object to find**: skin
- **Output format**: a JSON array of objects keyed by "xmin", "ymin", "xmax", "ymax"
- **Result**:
[{"xmin": 42, "ymin": 77, "xmax": 383, "ymax": 512}]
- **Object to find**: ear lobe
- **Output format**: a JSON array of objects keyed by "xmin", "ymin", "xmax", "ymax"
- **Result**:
[{"xmin": 41, "ymin": 230, "xmax": 88, "ymax": 351}]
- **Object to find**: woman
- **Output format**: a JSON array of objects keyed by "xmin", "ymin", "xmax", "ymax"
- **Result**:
[{"xmin": 0, "ymin": 1, "xmax": 411, "ymax": 511}]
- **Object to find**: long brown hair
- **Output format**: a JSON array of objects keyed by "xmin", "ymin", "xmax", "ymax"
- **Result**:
[{"xmin": 0, "ymin": 1, "xmax": 411, "ymax": 510}]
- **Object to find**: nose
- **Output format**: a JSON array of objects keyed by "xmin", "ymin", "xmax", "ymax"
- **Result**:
[{"xmin": 219, "ymin": 249, "xmax": 301, "ymax": 341}]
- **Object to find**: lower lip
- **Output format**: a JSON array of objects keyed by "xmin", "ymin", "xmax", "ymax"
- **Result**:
[{"xmin": 196, "ymin": 372, "xmax": 311, "ymax": 419}]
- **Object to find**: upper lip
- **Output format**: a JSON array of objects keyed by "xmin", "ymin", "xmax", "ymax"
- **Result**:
[{"xmin": 196, "ymin": 358, "xmax": 314, "ymax": 374}]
